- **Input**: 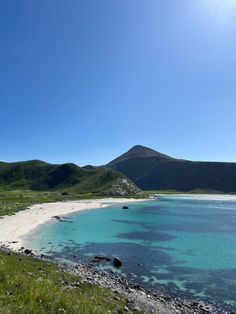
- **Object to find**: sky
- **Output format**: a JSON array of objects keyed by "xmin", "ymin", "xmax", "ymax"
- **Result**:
[{"xmin": 1, "ymin": 0, "xmax": 236, "ymax": 165}]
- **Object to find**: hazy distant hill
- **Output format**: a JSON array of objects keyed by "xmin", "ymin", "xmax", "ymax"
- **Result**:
[
  {"xmin": 108, "ymin": 145, "xmax": 236, "ymax": 193},
  {"xmin": 0, "ymin": 160, "xmax": 141, "ymax": 196}
]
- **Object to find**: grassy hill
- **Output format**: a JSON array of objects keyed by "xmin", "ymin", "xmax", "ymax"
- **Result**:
[
  {"xmin": 108, "ymin": 145, "xmax": 236, "ymax": 193},
  {"xmin": 0, "ymin": 160, "xmax": 140, "ymax": 196}
]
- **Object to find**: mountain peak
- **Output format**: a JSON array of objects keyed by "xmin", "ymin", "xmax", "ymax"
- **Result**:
[
  {"xmin": 126, "ymin": 145, "xmax": 173, "ymax": 159},
  {"xmin": 108, "ymin": 145, "xmax": 173, "ymax": 165},
  {"xmin": 127, "ymin": 145, "xmax": 161, "ymax": 156}
]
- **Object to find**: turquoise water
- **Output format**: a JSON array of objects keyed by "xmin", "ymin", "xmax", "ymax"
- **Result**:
[{"xmin": 28, "ymin": 196, "xmax": 236, "ymax": 311}]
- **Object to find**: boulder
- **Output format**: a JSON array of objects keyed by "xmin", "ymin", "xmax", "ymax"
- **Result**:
[
  {"xmin": 24, "ymin": 249, "xmax": 32, "ymax": 255},
  {"xmin": 113, "ymin": 256, "xmax": 122, "ymax": 267},
  {"xmin": 122, "ymin": 206, "xmax": 129, "ymax": 209}
]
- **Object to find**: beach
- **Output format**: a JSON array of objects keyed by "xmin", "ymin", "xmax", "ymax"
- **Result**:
[
  {"xmin": 0, "ymin": 197, "xmax": 227, "ymax": 313},
  {"xmin": 0, "ymin": 198, "xmax": 146, "ymax": 251}
]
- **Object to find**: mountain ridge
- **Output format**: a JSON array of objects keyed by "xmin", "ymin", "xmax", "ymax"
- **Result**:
[
  {"xmin": 0, "ymin": 159, "xmax": 141, "ymax": 196},
  {"xmin": 107, "ymin": 145, "xmax": 236, "ymax": 193}
]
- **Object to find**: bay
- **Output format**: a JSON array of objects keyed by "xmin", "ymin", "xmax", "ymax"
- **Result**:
[{"xmin": 27, "ymin": 195, "xmax": 236, "ymax": 311}]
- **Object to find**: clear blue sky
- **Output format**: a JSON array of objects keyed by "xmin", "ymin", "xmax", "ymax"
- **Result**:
[{"xmin": 1, "ymin": 0, "xmax": 236, "ymax": 165}]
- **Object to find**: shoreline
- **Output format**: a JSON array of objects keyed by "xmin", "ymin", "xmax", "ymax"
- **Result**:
[
  {"xmin": 0, "ymin": 198, "xmax": 147, "ymax": 251},
  {"xmin": 0, "ymin": 197, "xmax": 233, "ymax": 313},
  {"xmin": 0, "ymin": 247, "xmax": 221, "ymax": 314}
]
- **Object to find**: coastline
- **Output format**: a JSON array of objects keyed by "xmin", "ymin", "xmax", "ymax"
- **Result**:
[
  {"xmin": 0, "ymin": 246, "xmax": 221, "ymax": 314},
  {"xmin": 0, "ymin": 198, "xmax": 147, "ymax": 251},
  {"xmin": 0, "ymin": 197, "xmax": 232, "ymax": 313}
]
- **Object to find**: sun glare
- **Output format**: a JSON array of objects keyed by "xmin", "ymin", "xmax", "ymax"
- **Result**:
[{"xmin": 200, "ymin": 0, "xmax": 236, "ymax": 22}]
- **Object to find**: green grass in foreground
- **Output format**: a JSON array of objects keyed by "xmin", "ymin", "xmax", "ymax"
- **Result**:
[{"xmin": 0, "ymin": 250, "xmax": 135, "ymax": 314}]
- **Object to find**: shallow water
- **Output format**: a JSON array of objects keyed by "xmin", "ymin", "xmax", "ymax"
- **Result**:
[{"xmin": 27, "ymin": 195, "xmax": 236, "ymax": 311}]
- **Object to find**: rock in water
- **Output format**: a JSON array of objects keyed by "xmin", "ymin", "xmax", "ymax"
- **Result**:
[
  {"xmin": 94, "ymin": 255, "xmax": 107, "ymax": 260},
  {"xmin": 122, "ymin": 206, "xmax": 129, "ymax": 209},
  {"xmin": 113, "ymin": 256, "xmax": 122, "ymax": 267},
  {"xmin": 92, "ymin": 255, "xmax": 108, "ymax": 262}
]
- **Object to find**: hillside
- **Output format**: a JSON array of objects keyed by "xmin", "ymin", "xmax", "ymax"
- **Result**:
[
  {"xmin": 0, "ymin": 160, "xmax": 141, "ymax": 196},
  {"xmin": 107, "ymin": 145, "xmax": 236, "ymax": 193}
]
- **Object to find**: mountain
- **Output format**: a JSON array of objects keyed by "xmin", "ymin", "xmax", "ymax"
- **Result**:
[
  {"xmin": 110, "ymin": 145, "xmax": 173, "ymax": 163},
  {"xmin": 107, "ymin": 145, "xmax": 236, "ymax": 193},
  {"xmin": 0, "ymin": 160, "xmax": 141, "ymax": 196}
]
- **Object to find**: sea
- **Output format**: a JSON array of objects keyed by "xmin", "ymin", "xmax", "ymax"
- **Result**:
[{"xmin": 26, "ymin": 195, "xmax": 236, "ymax": 311}]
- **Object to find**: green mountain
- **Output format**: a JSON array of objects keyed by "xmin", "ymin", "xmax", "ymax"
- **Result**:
[
  {"xmin": 108, "ymin": 145, "xmax": 236, "ymax": 193},
  {"xmin": 0, "ymin": 160, "xmax": 141, "ymax": 196}
]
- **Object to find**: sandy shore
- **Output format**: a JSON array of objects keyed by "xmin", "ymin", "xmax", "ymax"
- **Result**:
[{"xmin": 0, "ymin": 198, "xmax": 146, "ymax": 251}]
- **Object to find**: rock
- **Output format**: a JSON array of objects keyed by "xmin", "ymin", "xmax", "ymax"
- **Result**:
[
  {"xmin": 92, "ymin": 255, "xmax": 111, "ymax": 263},
  {"xmin": 113, "ymin": 257, "xmax": 122, "ymax": 267},
  {"xmin": 122, "ymin": 206, "xmax": 129, "ymax": 209},
  {"xmin": 24, "ymin": 249, "xmax": 32, "ymax": 255},
  {"xmin": 70, "ymin": 282, "xmax": 80, "ymax": 287},
  {"xmin": 61, "ymin": 192, "xmax": 69, "ymax": 196},
  {"xmin": 51, "ymin": 215, "xmax": 61, "ymax": 220},
  {"xmin": 94, "ymin": 255, "xmax": 107, "ymax": 260},
  {"xmin": 104, "ymin": 178, "xmax": 142, "ymax": 196}
]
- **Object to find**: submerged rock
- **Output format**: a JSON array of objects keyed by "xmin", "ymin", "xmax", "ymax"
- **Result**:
[{"xmin": 94, "ymin": 255, "xmax": 107, "ymax": 260}]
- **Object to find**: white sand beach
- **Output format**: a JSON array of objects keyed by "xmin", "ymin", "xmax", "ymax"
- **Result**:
[{"xmin": 0, "ymin": 198, "xmax": 146, "ymax": 251}]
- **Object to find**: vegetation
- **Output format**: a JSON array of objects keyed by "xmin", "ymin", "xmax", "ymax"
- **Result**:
[
  {"xmin": 0, "ymin": 250, "xmax": 134, "ymax": 314},
  {"xmin": 108, "ymin": 145, "xmax": 236, "ymax": 193},
  {"xmin": 0, "ymin": 190, "xmax": 94, "ymax": 217},
  {"xmin": 0, "ymin": 159, "xmax": 143, "ymax": 313},
  {"xmin": 0, "ymin": 160, "xmax": 140, "ymax": 196}
]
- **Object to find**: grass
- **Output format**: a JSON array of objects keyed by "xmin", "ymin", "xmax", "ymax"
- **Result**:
[
  {"xmin": 0, "ymin": 190, "xmax": 103, "ymax": 217},
  {"xmin": 0, "ymin": 250, "xmax": 133, "ymax": 314}
]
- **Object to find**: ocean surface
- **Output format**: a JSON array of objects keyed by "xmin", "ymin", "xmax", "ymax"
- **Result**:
[{"xmin": 27, "ymin": 195, "xmax": 236, "ymax": 311}]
